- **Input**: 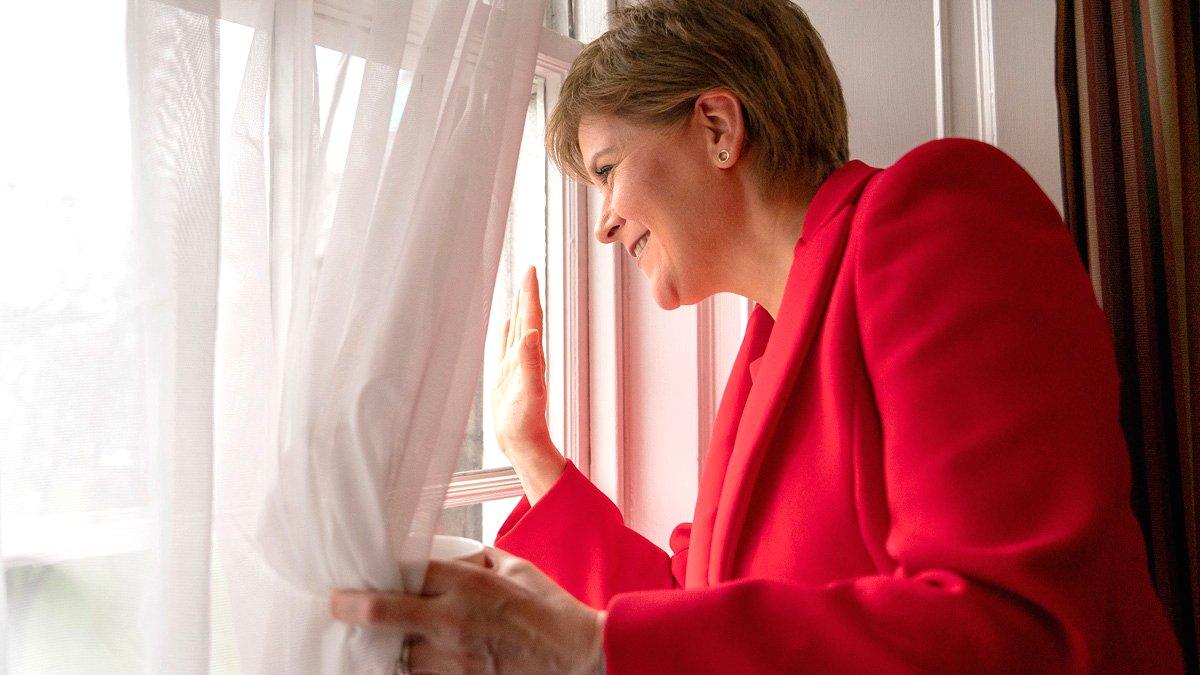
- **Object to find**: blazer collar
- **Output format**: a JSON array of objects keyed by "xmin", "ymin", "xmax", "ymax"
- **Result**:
[{"xmin": 701, "ymin": 159, "xmax": 881, "ymax": 585}]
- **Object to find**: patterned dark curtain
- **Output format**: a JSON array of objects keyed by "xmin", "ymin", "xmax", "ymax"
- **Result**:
[{"xmin": 1056, "ymin": 0, "xmax": 1199, "ymax": 671}]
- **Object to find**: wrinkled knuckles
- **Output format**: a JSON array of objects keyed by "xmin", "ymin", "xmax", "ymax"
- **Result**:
[{"xmin": 498, "ymin": 556, "xmax": 534, "ymax": 577}]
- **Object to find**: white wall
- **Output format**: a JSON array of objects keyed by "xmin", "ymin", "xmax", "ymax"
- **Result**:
[
  {"xmin": 609, "ymin": 0, "xmax": 1063, "ymax": 548},
  {"xmin": 804, "ymin": 0, "xmax": 1062, "ymax": 209}
]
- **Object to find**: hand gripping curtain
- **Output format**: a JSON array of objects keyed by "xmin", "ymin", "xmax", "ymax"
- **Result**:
[{"xmin": 128, "ymin": 0, "xmax": 547, "ymax": 671}]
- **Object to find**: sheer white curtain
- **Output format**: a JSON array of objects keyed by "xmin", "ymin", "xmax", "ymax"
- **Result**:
[
  {"xmin": 212, "ymin": 0, "xmax": 546, "ymax": 670},
  {"xmin": 2, "ymin": 0, "xmax": 545, "ymax": 671}
]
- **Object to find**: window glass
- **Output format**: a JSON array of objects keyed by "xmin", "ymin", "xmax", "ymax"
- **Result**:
[
  {"xmin": 0, "ymin": 0, "xmax": 145, "ymax": 547},
  {"xmin": 1, "ymin": 8, "xmax": 551, "ymax": 671},
  {"xmin": 456, "ymin": 76, "xmax": 549, "ymax": 474},
  {"xmin": 543, "ymin": 0, "xmax": 572, "ymax": 38}
]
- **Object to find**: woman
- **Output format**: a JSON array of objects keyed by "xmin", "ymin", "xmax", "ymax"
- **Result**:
[{"xmin": 331, "ymin": 0, "xmax": 1182, "ymax": 672}]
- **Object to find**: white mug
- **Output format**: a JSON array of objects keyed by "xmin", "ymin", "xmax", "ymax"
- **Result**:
[{"xmin": 428, "ymin": 534, "xmax": 487, "ymax": 566}]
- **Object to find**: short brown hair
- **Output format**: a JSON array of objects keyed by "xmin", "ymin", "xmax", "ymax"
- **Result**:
[{"xmin": 546, "ymin": 0, "xmax": 849, "ymax": 193}]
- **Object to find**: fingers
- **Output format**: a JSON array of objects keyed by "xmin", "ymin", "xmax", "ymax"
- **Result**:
[
  {"xmin": 499, "ymin": 317, "xmax": 510, "ymax": 361},
  {"xmin": 539, "ymin": 322, "xmax": 547, "ymax": 385},
  {"xmin": 506, "ymin": 291, "xmax": 520, "ymax": 354},
  {"xmin": 521, "ymin": 329, "xmax": 541, "ymax": 370},
  {"xmin": 506, "ymin": 266, "xmax": 541, "ymax": 353},
  {"xmin": 524, "ymin": 265, "xmax": 543, "ymax": 335},
  {"xmin": 502, "ymin": 266, "xmax": 546, "ymax": 373},
  {"xmin": 523, "ymin": 267, "xmax": 547, "ymax": 385},
  {"xmin": 329, "ymin": 589, "xmax": 442, "ymax": 632},
  {"xmin": 418, "ymin": 559, "xmax": 482, "ymax": 596},
  {"xmin": 330, "ymin": 562, "xmax": 492, "ymax": 644},
  {"xmin": 520, "ymin": 329, "xmax": 546, "ymax": 397}
]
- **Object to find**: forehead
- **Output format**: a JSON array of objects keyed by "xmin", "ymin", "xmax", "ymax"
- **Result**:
[
  {"xmin": 578, "ymin": 114, "xmax": 628, "ymax": 164},
  {"xmin": 578, "ymin": 114, "xmax": 682, "ymax": 169}
]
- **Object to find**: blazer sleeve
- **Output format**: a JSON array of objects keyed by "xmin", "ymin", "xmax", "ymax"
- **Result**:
[
  {"xmin": 597, "ymin": 139, "xmax": 1180, "ymax": 673},
  {"xmin": 493, "ymin": 459, "xmax": 684, "ymax": 609}
]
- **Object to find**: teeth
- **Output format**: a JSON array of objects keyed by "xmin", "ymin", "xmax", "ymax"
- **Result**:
[{"xmin": 633, "ymin": 233, "xmax": 650, "ymax": 259}]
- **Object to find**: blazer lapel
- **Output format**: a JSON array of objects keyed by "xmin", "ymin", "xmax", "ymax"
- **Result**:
[
  {"xmin": 685, "ymin": 305, "xmax": 773, "ymax": 587},
  {"xmin": 706, "ymin": 160, "xmax": 880, "ymax": 585}
]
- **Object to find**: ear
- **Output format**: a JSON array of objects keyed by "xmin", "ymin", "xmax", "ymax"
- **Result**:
[{"xmin": 693, "ymin": 90, "xmax": 746, "ymax": 169}]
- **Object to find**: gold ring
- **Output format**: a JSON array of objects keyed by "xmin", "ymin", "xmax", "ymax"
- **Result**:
[{"xmin": 395, "ymin": 635, "xmax": 414, "ymax": 675}]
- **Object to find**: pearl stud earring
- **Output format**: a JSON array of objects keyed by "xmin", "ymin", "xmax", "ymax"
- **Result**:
[{"xmin": 717, "ymin": 149, "xmax": 730, "ymax": 163}]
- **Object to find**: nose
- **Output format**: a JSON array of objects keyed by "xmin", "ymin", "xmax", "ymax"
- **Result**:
[{"xmin": 594, "ymin": 196, "xmax": 625, "ymax": 245}]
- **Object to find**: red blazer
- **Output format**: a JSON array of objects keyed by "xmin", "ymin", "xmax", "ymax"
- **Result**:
[{"xmin": 495, "ymin": 139, "xmax": 1182, "ymax": 673}]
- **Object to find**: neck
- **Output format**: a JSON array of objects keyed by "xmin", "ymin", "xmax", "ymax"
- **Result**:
[{"xmin": 723, "ymin": 178, "xmax": 814, "ymax": 320}]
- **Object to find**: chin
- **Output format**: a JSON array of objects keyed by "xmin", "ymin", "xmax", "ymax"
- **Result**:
[
  {"xmin": 653, "ymin": 282, "xmax": 700, "ymax": 311},
  {"xmin": 655, "ymin": 296, "xmax": 682, "ymax": 311},
  {"xmin": 647, "ymin": 269, "xmax": 706, "ymax": 310},
  {"xmin": 650, "ymin": 283, "xmax": 681, "ymax": 311}
]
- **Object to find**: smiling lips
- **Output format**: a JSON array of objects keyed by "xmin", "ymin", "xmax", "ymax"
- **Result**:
[{"xmin": 633, "ymin": 232, "xmax": 650, "ymax": 260}]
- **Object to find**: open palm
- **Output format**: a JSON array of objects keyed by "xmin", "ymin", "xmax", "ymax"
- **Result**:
[{"xmin": 489, "ymin": 265, "xmax": 553, "ymax": 459}]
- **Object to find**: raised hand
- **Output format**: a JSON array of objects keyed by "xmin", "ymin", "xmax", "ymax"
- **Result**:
[{"xmin": 488, "ymin": 266, "xmax": 566, "ymax": 502}]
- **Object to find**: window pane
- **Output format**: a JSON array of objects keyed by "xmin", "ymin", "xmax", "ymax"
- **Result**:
[
  {"xmin": 5, "ymin": 554, "xmax": 150, "ymax": 673},
  {"xmin": 457, "ymin": 77, "xmax": 549, "ymax": 475},
  {"xmin": 1, "ymin": 0, "xmax": 146, "ymax": 543},
  {"xmin": 543, "ymin": 0, "xmax": 572, "ymax": 37}
]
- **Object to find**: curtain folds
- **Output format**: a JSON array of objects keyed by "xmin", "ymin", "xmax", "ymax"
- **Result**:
[
  {"xmin": 1056, "ymin": 1, "xmax": 1199, "ymax": 671},
  {"xmin": 211, "ymin": 0, "xmax": 547, "ymax": 671},
  {"xmin": 0, "ymin": 0, "xmax": 543, "ymax": 671},
  {"xmin": 127, "ymin": 2, "xmax": 222, "ymax": 669}
]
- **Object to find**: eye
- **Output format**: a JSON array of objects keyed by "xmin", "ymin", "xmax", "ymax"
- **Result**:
[{"xmin": 594, "ymin": 164, "xmax": 613, "ymax": 185}]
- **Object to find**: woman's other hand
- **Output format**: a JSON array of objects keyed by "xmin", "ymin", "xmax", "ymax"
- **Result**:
[
  {"xmin": 488, "ymin": 265, "xmax": 566, "ymax": 503},
  {"xmin": 330, "ymin": 547, "xmax": 605, "ymax": 674}
]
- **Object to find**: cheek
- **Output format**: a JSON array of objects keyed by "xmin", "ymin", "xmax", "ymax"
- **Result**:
[
  {"xmin": 610, "ymin": 170, "xmax": 655, "ymax": 222},
  {"xmin": 614, "ymin": 157, "xmax": 686, "ymax": 226}
]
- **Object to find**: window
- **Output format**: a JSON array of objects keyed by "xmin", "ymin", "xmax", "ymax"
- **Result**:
[
  {"xmin": 218, "ymin": 0, "xmax": 589, "ymax": 547},
  {"xmin": 1, "ymin": 1, "xmax": 588, "ymax": 671},
  {"xmin": 2, "ymin": 6, "xmax": 153, "ymax": 670},
  {"xmin": 440, "ymin": 33, "xmax": 589, "ymax": 544}
]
